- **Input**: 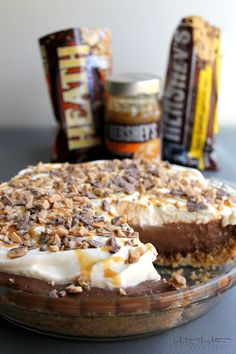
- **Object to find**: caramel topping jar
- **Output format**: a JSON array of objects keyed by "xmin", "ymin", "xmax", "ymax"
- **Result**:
[{"xmin": 106, "ymin": 73, "xmax": 162, "ymax": 160}]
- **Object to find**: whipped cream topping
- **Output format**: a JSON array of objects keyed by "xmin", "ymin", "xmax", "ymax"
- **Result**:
[
  {"xmin": 0, "ymin": 237, "xmax": 159, "ymax": 289},
  {"xmin": 115, "ymin": 189, "xmax": 236, "ymax": 227}
]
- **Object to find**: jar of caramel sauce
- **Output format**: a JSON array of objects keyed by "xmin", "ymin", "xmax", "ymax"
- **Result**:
[{"xmin": 106, "ymin": 73, "xmax": 162, "ymax": 160}]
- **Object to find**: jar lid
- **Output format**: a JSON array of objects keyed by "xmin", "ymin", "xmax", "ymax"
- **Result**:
[{"xmin": 107, "ymin": 73, "xmax": 161, "ymax": 96}]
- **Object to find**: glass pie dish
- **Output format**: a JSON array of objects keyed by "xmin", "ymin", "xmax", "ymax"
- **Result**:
[
  {"xmin": 0, "ymin": 261, "xmax": 236, "ymax": 340},
  {"xmin": 0, "ymin": 177, "xmax": 236, "ymax": 340}
]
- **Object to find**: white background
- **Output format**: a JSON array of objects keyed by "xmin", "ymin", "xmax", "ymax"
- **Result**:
[{"xmin": 0, "ymin": 0, "xmax": 236, "ymax": 127}]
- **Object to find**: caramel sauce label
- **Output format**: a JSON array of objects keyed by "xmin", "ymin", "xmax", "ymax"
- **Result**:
[{"xmin": 58, "ymin": 45, "xmax": 100, "ymax": 151}]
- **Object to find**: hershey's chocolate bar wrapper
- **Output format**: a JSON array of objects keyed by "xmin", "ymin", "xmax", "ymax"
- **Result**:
[
  {"xmin": 163, "ymin": 16, "xmax": 221, "ymax": 170},
  {"xmin": 39, "ymin": 28, "xmax": 112, "ymax": 162}
]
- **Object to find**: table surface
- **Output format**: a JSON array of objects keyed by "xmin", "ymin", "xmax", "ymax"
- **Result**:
[{"xmin": 0, "ymin": 126, "xmax": 236, "ymax": 354}]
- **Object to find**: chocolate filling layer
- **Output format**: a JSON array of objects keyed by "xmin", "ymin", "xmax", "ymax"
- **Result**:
[
  {"xmin": 0, "ymin": 272, "xmax": 174, "ymax": 297},
  {"xmin": 132, "ymin": 221, "xmax": 236, "ymax": 256},
  {"xmin": 0, "ymin": 272, "xmax": 176, "ymax": 315}
]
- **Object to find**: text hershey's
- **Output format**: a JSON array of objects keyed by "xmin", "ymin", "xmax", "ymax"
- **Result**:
[
  {"xmin": 163, "ymin": 28, "xmax": 191, "ymax": 144},
  {"xmin": 108, "ymin": 123, "xmax": 158, "ymax": 142}
]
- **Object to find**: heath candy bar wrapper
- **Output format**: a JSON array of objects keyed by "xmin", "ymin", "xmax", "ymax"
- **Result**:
[{"xmin": 39, "ymin": 28, "xmax": 112, "ymax": 162}]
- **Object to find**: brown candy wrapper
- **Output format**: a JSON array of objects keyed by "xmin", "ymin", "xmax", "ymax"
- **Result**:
[
  {"xmin": 39, "ymin": 28, "xmax": 112, "ymax": 162},
  {"xmin": 163, "ymin": 16, "xmax": 221, "ymax": 170}
]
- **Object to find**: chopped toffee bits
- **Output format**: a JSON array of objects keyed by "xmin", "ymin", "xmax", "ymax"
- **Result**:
[
  {"xmin": 8, "ymin": 278, "xmax": 15, "ymax": 284},
  {"xmin": 48, "ymin": 289, "xmax": 58, "ymax": 298},
  {"xmin": 79, "ymin": 215, "xmax": 94, "ymax": 226},
  {"xmin": 111, "ymin": 216, "xmax": 126, "ymax": 226},
  {"xmin": 187, "ymin": 200, "xmax": 207, "ymax": 212},
  {"xmin": 216, "ymin": 189, "xmax": 229, "ymax": 200},
  {"xmin": 58, "ymin": 290, "xmax": 67, "ymax": 297},
  {"xmin": 170, "ymin": 272, "xmax": 187, "ymax": 289},
  {"xmin": 170, "ymin": 189, "xmax": 187, "ymax": 197},
  {"xmin": 76, "ymin": 274, "xmax": 91, "ymax": 291},
  {"xmin": 42, "ymin": 199, "xmax": 50, "ymax": 210},
  {"xmin": 126, "ymin": 247, "xmax": 144, "ymax": 264},
  {"xmin": 106, "ymin": 235, "xmax": 121, "ymax": 253},
  {"xmin": 124, "ymin": 239, "xmax": 138, "ymax": 246},
  {"xmin": 49, "ymin": 245, "xmax": 59, "ymax": 252},
  {"xmin": 11, "ymin": 232, "xmax": 22, "ymax": 244},
  {"xmin": 65, "ymin": 284, "xmax": 83, "ymax": 294},
  {"xmin": 40, "ymin": 245, "xmax": 47, "ymax": 252},
  {"xmin": 7, "ymin": 246, "xmax": 28, "ymax": 259},
  {"xmin": 102, "ymin": 200, "xmax": 111, "ymax": 212},
  {"xmin": 119, "ymin": 288, "xmax": 126, "ymax": 296},
  {"xmin": 87, "ymin": 239, "xmax": 104, "ymax": 248},
  {"xmin": 1, "ymin": 195, "xmax": 12, "ymax": 206},
  {"xmin": 48, "ymin": 280, "xmax": 55, "ymax": 286}
]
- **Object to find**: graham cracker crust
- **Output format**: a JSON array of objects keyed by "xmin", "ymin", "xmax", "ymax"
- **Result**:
[{"xmin": 156, "ymin": 238, "xmax": 236, "ymax": 268}]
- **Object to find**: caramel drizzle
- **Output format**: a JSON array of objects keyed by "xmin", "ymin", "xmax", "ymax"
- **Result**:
[{"xmin": 76, "ymin": 248, "xmax": 124, "ymax": 288}]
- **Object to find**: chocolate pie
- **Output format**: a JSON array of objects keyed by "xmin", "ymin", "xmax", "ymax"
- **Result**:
[{"xmin": 0, "ymin": 159, "xmax": 236, "ymax": 300}]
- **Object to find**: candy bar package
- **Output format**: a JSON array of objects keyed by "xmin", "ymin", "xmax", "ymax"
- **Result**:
[
  {"xmin": 39, "ymin": 28, "xmax": 112, "ymax": 162},
  {"xmin": 163, "ymin": 16, "xmax": 221, "ymax": 170}
]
